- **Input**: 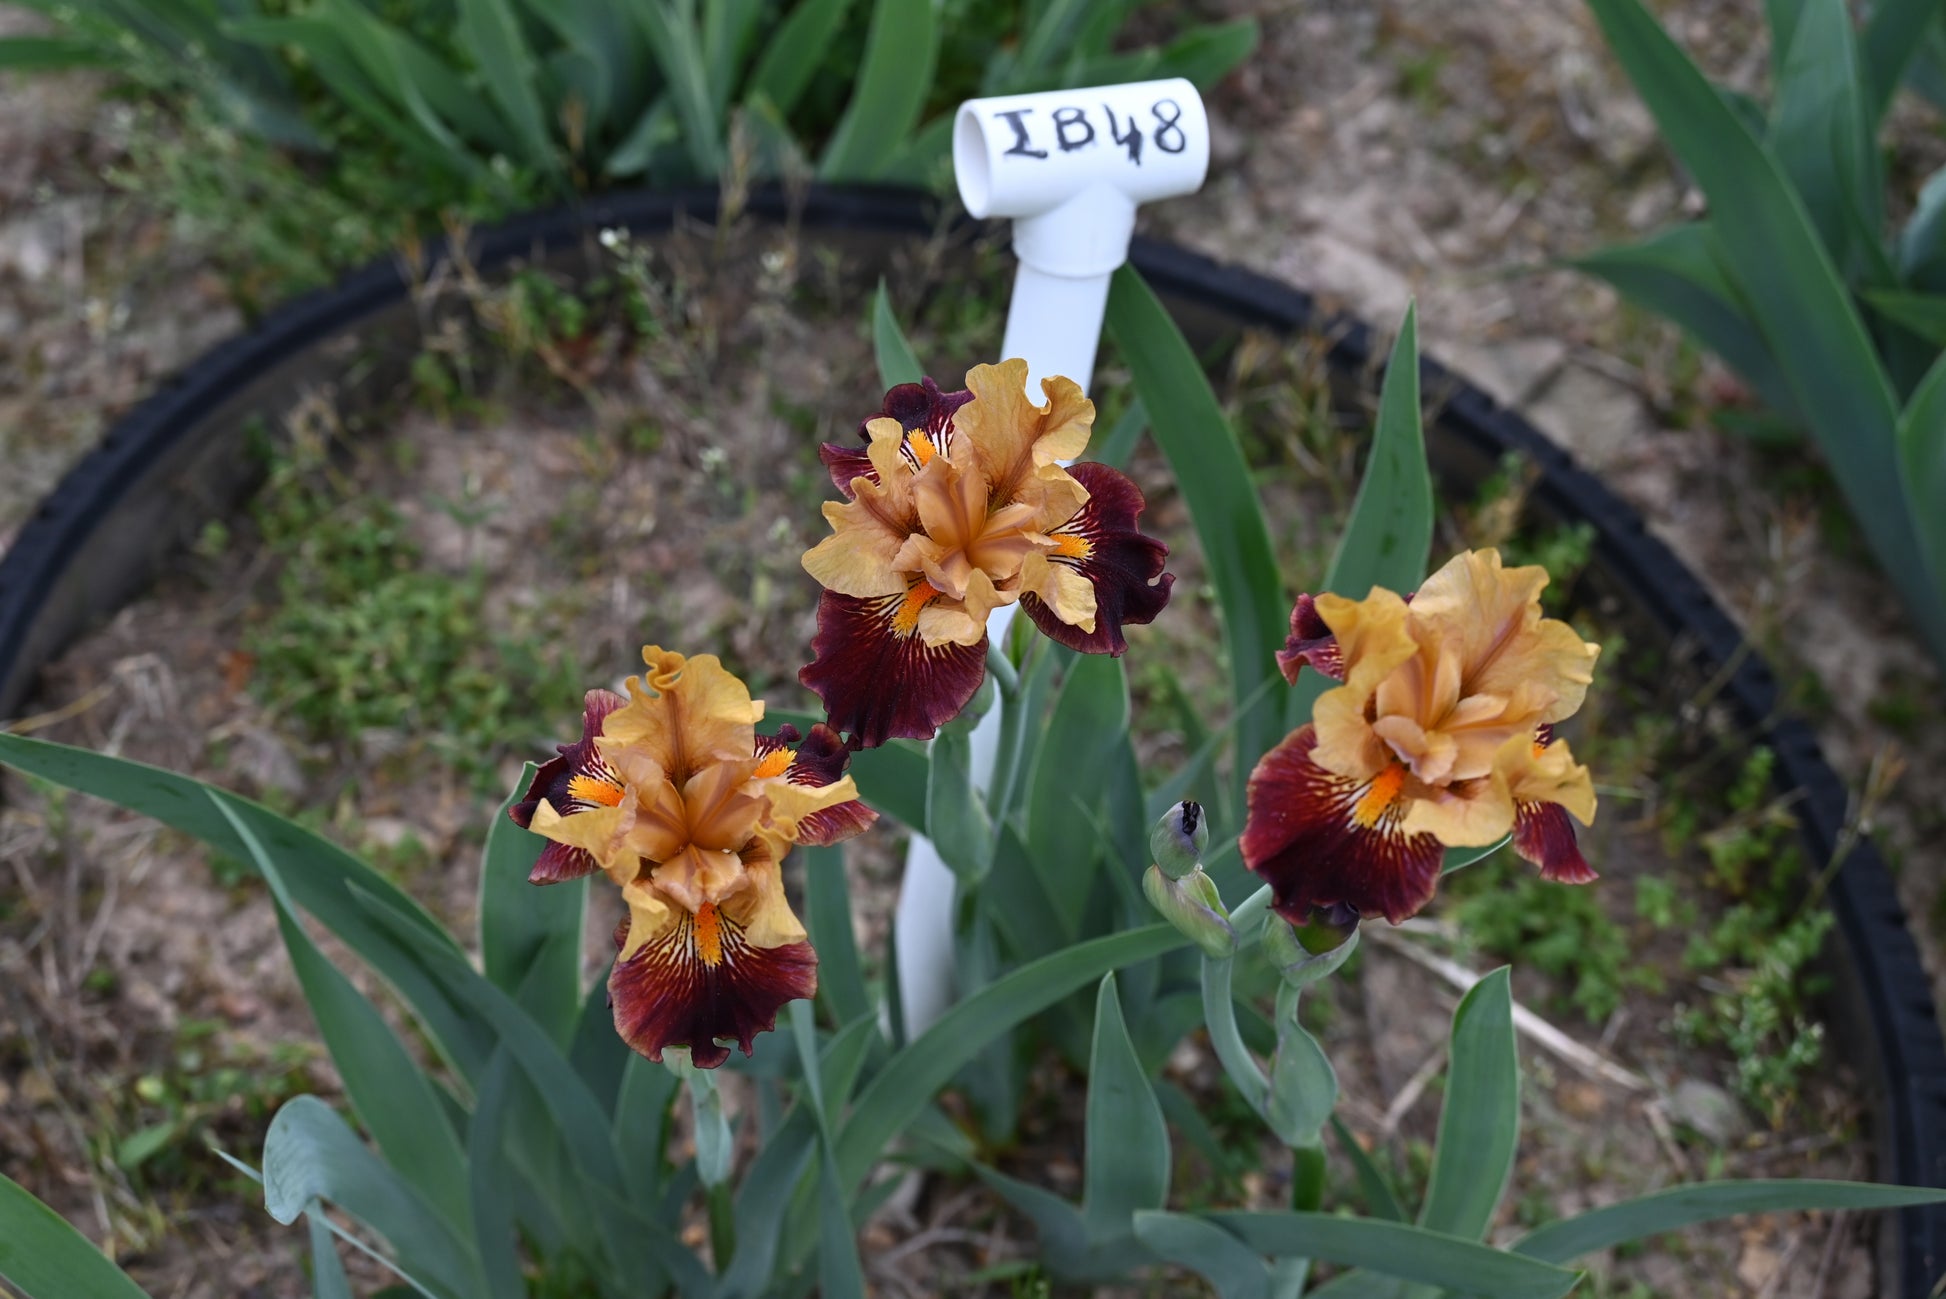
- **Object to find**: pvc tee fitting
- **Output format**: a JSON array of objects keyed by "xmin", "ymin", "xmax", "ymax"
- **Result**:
[{"xmin": 953, "ymin": 78, "xmax": 1211, "ymax": 391}]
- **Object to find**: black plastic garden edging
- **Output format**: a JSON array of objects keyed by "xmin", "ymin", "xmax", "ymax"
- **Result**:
[{"xmin": 0, "ymin": 183, "xmax": 1940, "ymax": 1290}]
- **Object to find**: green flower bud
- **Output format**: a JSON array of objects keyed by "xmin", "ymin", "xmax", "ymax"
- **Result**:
[
  {"xmin": 1262, "ymin": 908, "xmax": 1360, "ymax": 989},
  {"xmin": 1150, "ymin": 800, "xmax": 1208, "ymax": 880},
  {"xmin": 1143, "ymin": 863, "xmax": 1235, "ymax": 958}
]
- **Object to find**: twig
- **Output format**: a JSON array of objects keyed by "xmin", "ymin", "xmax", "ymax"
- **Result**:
[
  {"xmin": 1642, "ymin": 1099, "xmax": 1692, "ymax": 1179},
  {"xmin": 872, "ymin": 1225, "xmax": 990, "ymax": 1270},
  {"xmin": 1366, "ymin": 927, "xmax": 1652, "ymax": 1092},
  {"xmin": 1754, "ymin": 1226, "xmax": 1805, "ymax": 1299},
  {"xmin": 1378, "ymin": 1043, "xmax": 1448, "ymax": 1140},
  {"xmin": 2, "ymin": 680, "xmax": 115, "ymax": 734},
  {"xmin": 1810, "ymin": 1210, "xmax": 1847, "ymax": 1298}
]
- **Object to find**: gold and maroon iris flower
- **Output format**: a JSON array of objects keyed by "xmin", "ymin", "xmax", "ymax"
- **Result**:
[
  {"xmin": 1241, "ymin": 549, "xmax": 1602, "ymax": 926},
  {"xmin": 507, "ymin": 648, "xmax": 875, "ymax": 1066},
  {"xmin": 800, "ymin": 360, "xmax": 1174, "ymax": 748}
]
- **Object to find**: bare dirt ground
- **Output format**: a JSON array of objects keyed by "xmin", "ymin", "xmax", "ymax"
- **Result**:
[{"xmin": 1, "ymin": 1, "xmax": 1941, "ymax": 1296}]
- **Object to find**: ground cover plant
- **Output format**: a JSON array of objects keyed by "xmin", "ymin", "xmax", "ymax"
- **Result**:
[{"xmin": 3, "ymin": 215, "xmax": 1946, "ymax": 1299}]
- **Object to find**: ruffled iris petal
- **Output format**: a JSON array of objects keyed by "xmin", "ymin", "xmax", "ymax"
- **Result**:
[
  {"xmin": 1276, "ymin": 593, "xmax": 1344, "ymax": 685},
  {"xmin": 509, "ymin": 688, "xmax": 628, "ymax": 884},
  {"xmin": 608, "ymin": 903, "xmax": 818, "ymax": 1068},
  {"xmin": 1513, "ymin": 800, "xmax": 1597, "ymax": 884},
  {"xmin": 798, "ymin": 589, "xmax": 988, "ymax": 749},
  {"xmin": 1018, "ymin": 462, "xmax": 1173, "ymax": 656},
  {"xmin": 1241, "ymin": 724, "xmax": 1445, "ymax": 925},
  {"xmin": 603, "ymin": 647, "xmax": 765, "ymax": 777},
  {"xmin": 819, "ymin": 377, "xmax": 974, "ymax": 498},
  {"xmin": 957, "ymin": 361, "xmax": 1092, "ymax": 504},
  {"xmin": 775, "ymin": 722, "xmax": 879, "ymax": 844}
]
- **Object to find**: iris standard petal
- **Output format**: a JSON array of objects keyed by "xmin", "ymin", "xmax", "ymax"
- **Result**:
[
  {"xmin": 603, "ymin": 648, "xmax": 765, "ymax": 781},
  {"xmin": 1310, "ymin": 588, "xmax": 1419, "ymax": 782},
  {"xmin": 957, "ymin": 361, "xmax": 1094, "ymax": 506},
  {"xmin": 1406, "ymin": 549, "xmax": 1600, "ymax": 725}
]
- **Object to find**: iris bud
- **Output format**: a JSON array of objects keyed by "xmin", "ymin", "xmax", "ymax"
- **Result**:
[
  {"xmin": 1143, "ymin": 863, "xmax": 1236, "ymax": 958},
  {"xmin": 1263, "ymin": 905, "xmax": 1360, "ymax": 989},
  {"xmin": 1150, "ymin": 800, "xmax": 1208, "ymax": 880}
]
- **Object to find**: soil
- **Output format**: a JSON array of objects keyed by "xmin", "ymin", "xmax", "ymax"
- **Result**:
[{"xmin": 0, "ymin": 0, "xmax": 1939, "ymax": 1296}]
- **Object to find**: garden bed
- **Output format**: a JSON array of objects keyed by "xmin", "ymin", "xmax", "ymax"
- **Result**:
[{"xmin": 1, "ymin": 190, "xmax": 1938, "ymax": 1295}]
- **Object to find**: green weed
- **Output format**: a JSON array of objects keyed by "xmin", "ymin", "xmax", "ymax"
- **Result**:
[
  {"xmin": 1452, "ymin": 845, "xmax": 1662, "ymax": 1023},
  {"xmin": 242, "ymin": 428, "xmax": 582, "ymax": 790},
  {"xmin": 108, "ymin": 1020, "xmax": 314, "ymax": 1190}
]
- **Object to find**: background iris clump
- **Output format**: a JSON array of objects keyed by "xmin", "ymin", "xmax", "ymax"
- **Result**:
[
  {"xmin": 0, "ymin": 0, "xmax": 1255, "ymax": 306},
  {"xmin": 1578, "ymin": 0, "xmax": 1946, "ymax": 669}
]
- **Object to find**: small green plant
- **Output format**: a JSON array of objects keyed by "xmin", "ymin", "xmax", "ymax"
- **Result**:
[
  {"xmin": 1661, "ymin": 747, "xmax": 1833, "ymax": 1123},
  {"xmin": 243, "ymin": 429, "xmax": 581, "ymax": 787},
  {"xmin": 8, "ymin": 0, "xmax": 1257, "ymax": 289},
  {"xmin": 109, "ymin": 1022, "xmax": 314, "ymax": 1189},
  {"xmin": 1452, "ymin": 847, "xmax": 1661, "ymax": 1023}
]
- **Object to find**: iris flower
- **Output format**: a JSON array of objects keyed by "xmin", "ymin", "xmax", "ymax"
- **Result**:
[
  {"xmin": 1241, "ymin": 549, "xmax": 1601, "ymax": 925},
  {"xmin": 800, "ymin": 361, "xmax": 1174, "ymax": 748},
  {"xmin": 509, "ymin": 648, "xmax": 875, "ymax": 1066}
]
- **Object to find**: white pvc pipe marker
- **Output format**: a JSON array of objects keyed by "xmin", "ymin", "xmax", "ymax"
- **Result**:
[{"xmin": 893, "ymin": 79, "xmax": 1210, "ymax": 1038}]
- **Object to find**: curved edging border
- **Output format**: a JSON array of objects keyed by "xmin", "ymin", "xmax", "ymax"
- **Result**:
[{"xmin": 1, "ymin": 184, "xmax": 1941, "ymax": 1288}]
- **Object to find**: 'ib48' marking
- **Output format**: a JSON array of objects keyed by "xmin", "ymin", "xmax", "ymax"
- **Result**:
[{"xmin": 994, "ymin": 98, "xmax": 1188, "ymax": 166}]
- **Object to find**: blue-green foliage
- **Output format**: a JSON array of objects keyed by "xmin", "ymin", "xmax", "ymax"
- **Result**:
[
  {"xmin": 2, "ymin": 0, "xmax": 1256, "ymax": 197},
  {"xmin": 1580, "ymin": 0, "xmax": 1946, "ymax": 663}
]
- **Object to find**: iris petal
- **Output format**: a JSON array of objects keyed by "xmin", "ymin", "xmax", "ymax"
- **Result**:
[
  {"xmin": 770, "ymin": 722, "xmax": 879, "ymax": 845},
  {"xmin": 509, "ymin": 688, "xmax": 628, "ymax": 884},
  {"xmin": 798, "ymin": 589, "xmax": 988, "ymax": 748},
  {"xmin": 818, "ymin": 377, "xmax": 974, "ymax": 497},
  {"xmin": 1513, "ymin": 801, "xmax": 1598, "ymax": 884},
  {"xmin": 608, "ymin": 902, "xmax": 818, "ymax": 1068},
  {"xmin": 1241, "ymin": 724, "xmax": 1445, "ymax": 925},
  {"xmin": 1017, "ymin": 462, "xmax": 1173, "ymax": 656},
  {"xmin": 1276, "ymin": 594, "xmax": 1344, "ymax": 685}
]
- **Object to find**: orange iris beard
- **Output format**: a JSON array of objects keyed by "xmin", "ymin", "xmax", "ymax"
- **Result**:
[
  {"xmin": 1242, "ymin": 549, "xmax": 1602, "ymax": 926},
  {"xmin": 507, "ymin": 648, "xmax": 875, "ymax": 1067},
  {"xmin": 800, "ymin": 362, "xmax": 1174, "ymax": 749}
]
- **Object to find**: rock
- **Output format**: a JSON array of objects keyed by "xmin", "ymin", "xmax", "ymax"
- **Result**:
[
  {"xmin": 1735, "ymin": 1238, "xmax": 1781, "ymax": 1290},
  {"xmin": 224, "ymin": 722, "xmax": 305, "ymax": 798},
  {"xmin": 1525, "ymin": 362, "xmax": 1654, "ymax": 472},
  {"xmin": 1440, "ymin": 337, "xmax": 1569, "ymax": 410},
  {"xmin": 1666, "ymin": 1077, "xmax": 1748, "ymax": 1146}
]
